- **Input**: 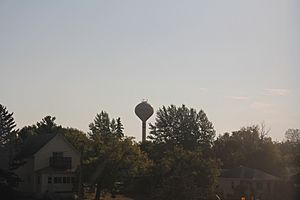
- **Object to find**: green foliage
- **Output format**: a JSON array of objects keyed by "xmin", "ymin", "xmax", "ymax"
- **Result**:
[
  {"xmin": 17, "ymin": 125, "xmax": 36, "ymax": 143},
  {"xmin": 89, "ymin": 111, "xmax": 124, "ymax": 141},
  {"xmin": 214, "ymin": 125, "xmax": 284, "ymax": 175},
  {"xmin": 0, "ymin": 169, "xmax": 21, "ymax": 199},
  {"xmin": 116, "ymin": 117, "xmax": 124, "ymax": 138},
  {"xmin": 86, "ymin": 111, "xmax": 151, "ymax": 200},
  {"xmin": 36, "ymin": 116, "xmax": 62, "ymax": 134},
  {"xmin": 0, "ymin": 104, "xmax": 18, "ymax": 169},
  {"xmin": 0, "ymin": 104, "xmax": 17, "ymax": 145},
  {"xmin": 285, "ymin": 129, "xmax": 300, "ymax": 143},
  {"xmin": 142, "ymin": 105, "xmax": 219, "ymax": 199},
  {"xmin": 7, "ymin": 104, "xmax": 299, "ymax": 199},
  {"xmin": 149, "ymin": 146, "xmax": 219, "ymax": 200},
  {"xmin": 62, "ymin": 127, "xmax": 89, "ymax": 151},
  {"xmin": 279, "ymin": 129, "xmax": 300, "ymax": 175},
  {"xmin": 18, "ymin": 115, "xmax": 62, "ymax": 143},
  {"xmin": 149, "ymin": 104, "xmax": 215, "ymax": 151},
  {"xmin": 85, "ymin": 137, "xmax": 152, "ymax": 200}
]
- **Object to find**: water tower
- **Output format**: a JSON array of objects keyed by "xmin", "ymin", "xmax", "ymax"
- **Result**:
[{"xmin": 135, "ymin": 100, "xmax": 154, "ymax": 143}]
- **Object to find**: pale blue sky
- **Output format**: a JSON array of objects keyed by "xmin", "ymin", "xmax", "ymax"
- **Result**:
[{"xmin": 1, "ymin": 0, "xmax": 299, "ymax": 141}]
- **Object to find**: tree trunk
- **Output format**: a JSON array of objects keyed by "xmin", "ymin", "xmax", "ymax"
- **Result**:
[{"xmin": 95, "ymin": 184, "xmax": 101, "ymax": 200}]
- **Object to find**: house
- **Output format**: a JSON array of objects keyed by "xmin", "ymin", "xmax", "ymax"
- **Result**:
[
  {"xmin": 217, "ymin": 166, "xmax": 281, "ymax": 200},
  {"xmin": 13, "ymin": 133, "xmax": 80, "ymax": 197}
]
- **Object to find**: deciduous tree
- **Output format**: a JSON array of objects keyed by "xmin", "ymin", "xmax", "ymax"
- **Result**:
[
  {"xmin": 143, "ymin": 105, "xmax": 219, "ymax": 199},
  {"xmin": 87, "ymin": 111, "xmax": 151, "ymax": 200},
  {"xmin": 214, "ymin": 125, "xmax": 284, "ymax": 175},
  {"xmin": 149, "ymin": 104, "xmax": 215, "ymax": 151},
  {"xmin": 18, "ymin": 115, "xmax": 62, "ymax": 143},
  {"xmin": 285, "ymin": 129, "xmax": 300, "ymax": 143}
]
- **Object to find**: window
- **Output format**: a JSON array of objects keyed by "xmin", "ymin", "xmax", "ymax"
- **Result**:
[
  {"xmin": 54, "ymin": 176, "xmax": 74, "ymax": 184},
  {"xmin": 57, "ymin": 177, "xmax": 62, "ymax": 183},
  {"xmin": 231, "ymin": 181, "xmax": 235, "ymax": 189},
  {"xmin": 54, "ymin": 177, "xmax": 62, "ymax": 184},
  {"xmin": 37, "ymin": 176, "xmax": 40, "ymax": 184},
  {"xmin": 48, "ymin": 177, "xmax": 52, "ymax": 184}
]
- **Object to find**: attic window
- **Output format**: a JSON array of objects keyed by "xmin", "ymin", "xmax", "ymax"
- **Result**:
[{"xmin": 53, "ymin": 152, "xmax": 63, "ymax": 158}]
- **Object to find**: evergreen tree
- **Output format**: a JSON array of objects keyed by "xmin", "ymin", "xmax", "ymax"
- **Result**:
[
  {"xmin": 110, "ymin": 119, "xmax": 117, "ymax": 135},
  {"xmin": 116, "ymin": 117, "xmax": 124, "ymax": 138},
  {"xmin": 36, "ymin": 115, "xmax": 61, "ymax": 134},
  {"xmin": 89, "ymin": 111, "xmax": 111, "ymax": 140},
  {"xmin": 0, "ymin": 104, "xmax": 18, "ymax": 169},
  {"xmin": 87, "ymin": 111, "xmax": 148, "ymax": 200},
  {"xmin": 0, "ymin": 104, "xmax": 17, "ymax": 145},
  {"xmin": 89, "ymin": 111, "xmax": 124, "ymax": 141},
  {"xmin": 18, "ymin": 115, "xmax": 62, "ymax": 142},
  {"xmin": 18, "ymin": 125, "xmax": 37, "ymax": 143}
]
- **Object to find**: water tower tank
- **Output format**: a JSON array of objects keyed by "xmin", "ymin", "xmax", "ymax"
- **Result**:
[{"xmin": 135, "ymin": 101, "xmax": 154, "ymax": 142}]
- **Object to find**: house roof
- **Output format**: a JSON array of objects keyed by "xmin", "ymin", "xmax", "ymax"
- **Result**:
[
  {"xmin": 220, "ymin": 166, "xmax": 280, "ymax": 181},
  {"xmin": 15, "ymin": 133, "xmax": 57, "ymax": 159}
]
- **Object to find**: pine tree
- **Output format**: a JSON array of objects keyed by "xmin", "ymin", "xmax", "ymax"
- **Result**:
[
  {"xmin": 89, "ymin": 111, "xmax": 111, "ymax": 139},
  {"xmin": 116, "ymin": 117, "xmax": 124, "ymax": 138},
  {"xmin": 36, "ymin": 115, "xmax": 61, "ymax": 134},
  {"xmin": 0, "ymin": 104, "xmax": 18, "ymax": 168},
  {"xmin": 0, "ymin": 104, "xmax": 17, "ymax": 145},
  {"xmin": 89, "ymin": 111, "xmax": 124, "ymax": 140}
]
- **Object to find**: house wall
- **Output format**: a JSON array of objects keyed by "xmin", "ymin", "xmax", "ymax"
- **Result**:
[
  {"xmin": 218, "ymin": 178, "xmax": 278, "ymax": 200},
  {"xmin": 40, "ymin": 173, "xmax": 75, "ymax": 193},
  {"xmin": 218, "ymin": 178, "xmax": 238, "ymax": 198},
  {"xmin": 34, "ymin": 134, "xmax": 80, "ymax": 171},
  {"xmin": 15, "ymin": 134, "xmax": 80, "ymax": 195}
]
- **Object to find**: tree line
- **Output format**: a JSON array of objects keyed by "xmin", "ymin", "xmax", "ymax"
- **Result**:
[{"xmin": 0, "ymin": 103, "xmax": 299, "ymax": 200}]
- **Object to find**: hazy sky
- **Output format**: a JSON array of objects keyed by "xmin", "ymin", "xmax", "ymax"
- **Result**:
[{"xmin": 1, "ymin": 0, "xmax": 299, "ymax": 141}]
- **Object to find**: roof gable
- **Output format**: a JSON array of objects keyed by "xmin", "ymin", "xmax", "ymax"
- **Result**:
[
  {"xmin": 15, "ymin": 133, "xmax": 80, "ymax": 159},
  {"xmin": 15, "ymin": 133, "xmax": 56, "ymax": 159}
]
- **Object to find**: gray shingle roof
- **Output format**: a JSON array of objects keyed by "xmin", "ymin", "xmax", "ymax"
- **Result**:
[
  {"xmin": 220, "ymin": 166, "xmax": 280, "ymax": 181},
  {"xmin": 15, "ymin": 133, "xmax": 57, "ymax": 159}
]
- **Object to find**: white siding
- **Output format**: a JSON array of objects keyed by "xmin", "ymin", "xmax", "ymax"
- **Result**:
[
  {"xmin": 45, "ymin": 174, "xmax": 75, "ymax": 193},
  {"xmin": 34, "ymin": 134, "xmax": 80, "ymax": 171}
]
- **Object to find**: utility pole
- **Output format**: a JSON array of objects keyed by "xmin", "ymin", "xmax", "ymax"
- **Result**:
[{"xmin": 78, "ymin": 140, "xmax": 84, "ymax": 200}]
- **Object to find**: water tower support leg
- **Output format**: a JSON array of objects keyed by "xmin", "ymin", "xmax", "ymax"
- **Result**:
[{"xmin": 142, "ymin": 121, "xmax": 146, "ymax": 143}]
